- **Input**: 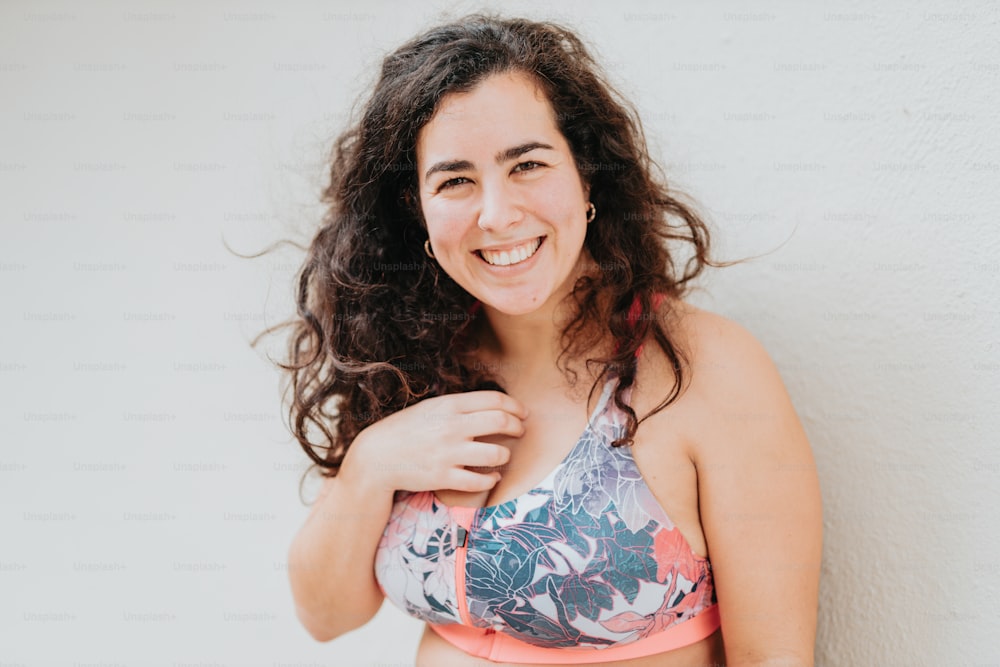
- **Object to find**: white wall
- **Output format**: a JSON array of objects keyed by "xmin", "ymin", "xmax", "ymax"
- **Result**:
[{"xmin": 1, "ymin": 1, "xmax": 997, "ymax": 665}]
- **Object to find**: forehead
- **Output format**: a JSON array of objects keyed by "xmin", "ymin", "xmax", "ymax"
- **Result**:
[{"xmin": 416, "ymin": 72, "xmax": 562, "ymax": 164}]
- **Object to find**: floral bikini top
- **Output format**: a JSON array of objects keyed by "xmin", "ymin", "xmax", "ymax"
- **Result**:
[{"xmin": 374, "ymin": 376, "xmax": 720, "ymax": 664}]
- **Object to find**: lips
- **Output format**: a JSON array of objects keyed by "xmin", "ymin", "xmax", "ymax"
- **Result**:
[{"xmin": 476, "ymin": 237, "xmax": 544, "ymax": 267}]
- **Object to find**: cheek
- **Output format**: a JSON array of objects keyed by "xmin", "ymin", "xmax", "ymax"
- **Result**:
[
  {"xmin": 537, "ymin": 170, "xmax": 584, "ymax": 207},
  {"xmin": 423, "ymin": 203, "xmax": 470, "ymax": 247},
  {"xmin": 532, "ymin": 183, "xmax": 584, "ymax": 230}
]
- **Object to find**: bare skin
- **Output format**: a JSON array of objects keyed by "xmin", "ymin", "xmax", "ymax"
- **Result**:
[{"xmin": 416, "ymin": 299, "xmax": 728, "ymax": 667}]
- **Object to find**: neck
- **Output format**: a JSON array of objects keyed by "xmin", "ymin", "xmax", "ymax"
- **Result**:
[
  {"xmin": 477, "ymin": 304, "xmax": 565, "ymax": 384},
  {"xmin": 473, "ymin": 253, "xmax": 607, "ymax": 388}
]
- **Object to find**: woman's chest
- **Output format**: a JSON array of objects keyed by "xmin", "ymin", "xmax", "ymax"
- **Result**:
[
  {"xmin": 434, "ymin": 392, "xmax": 594, "ymax": 509},
  {"xmin": 432, "ymin": 382, "xmax": 706, "ymax": 560},
  {"xmin": 376, "ymin": 378, "xmax": 718, "ymax": 650}
]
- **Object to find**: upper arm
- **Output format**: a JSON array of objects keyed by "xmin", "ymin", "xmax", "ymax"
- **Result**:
[{"xmin": 691, "ymin": 317, "xmax": 823, "ymax": 666}]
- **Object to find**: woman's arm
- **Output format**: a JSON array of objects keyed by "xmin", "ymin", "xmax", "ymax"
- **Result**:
[
  {"xmin": 693, "ymin": 317, "xmax": 823, "ymax": 666},
  {"xmin": 287, "ymin": 457, "xmax": 392, "ymax": 642},
  {"xmin": 287, "ymin": 390, "xmax": 527, "ymax": 642}
]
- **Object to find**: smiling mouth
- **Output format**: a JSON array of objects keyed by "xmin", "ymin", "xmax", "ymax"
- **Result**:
[{"xmin": 476, "ymin": 237, "xmax": 544, "ymax": 267}]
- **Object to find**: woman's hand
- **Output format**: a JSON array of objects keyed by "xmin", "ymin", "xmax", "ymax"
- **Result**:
[{"xmin": 343, "ymin": 391, "xmax": 528, "ymax": 495}]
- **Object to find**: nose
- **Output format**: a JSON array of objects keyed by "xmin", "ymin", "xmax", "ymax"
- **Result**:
[{"xmin": 476, "ymin": 178, "xmax": 523, "ymax": 233}]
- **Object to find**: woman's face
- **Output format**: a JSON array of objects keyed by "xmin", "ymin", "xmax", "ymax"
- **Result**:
[{"xmin": 416, "ymin": 71, "xmax": 591, "ymax": 318}]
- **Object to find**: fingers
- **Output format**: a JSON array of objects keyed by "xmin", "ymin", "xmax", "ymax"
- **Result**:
[
  {"xmin": 421, "ymin": 395, "xmax": 528, "ymax": 440},
  {"xmin": 453, "ymin": 440, "xmax": 511, "ymax": 469},
  {"xmin": 473, "ymin": 409, "xmax": 526, "ymax": 438},
  {"xmin": 446, "ymin": 467, "xmax": 502, "ymax": 493},
  {"xmin": 448, "ymin": 390, "xmax": 530, "ymax": 420},
  {"xmin": 370, "ymin": 390, "xmax": 527, "ymax": 494}
]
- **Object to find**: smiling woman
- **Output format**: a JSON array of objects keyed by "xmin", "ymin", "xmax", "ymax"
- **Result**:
[
  {"xmin": 418, "ymin": 72, "xmax": 591, "ymax": 317},
  {"xmin": 269, "ymin": 13, "xmax": 822, "ymax": 667}
]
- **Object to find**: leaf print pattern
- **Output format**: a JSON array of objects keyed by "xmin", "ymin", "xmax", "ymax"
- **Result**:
[{"xmin": 374, "ymin": 378, "xmax": 717, "ymax": 650}]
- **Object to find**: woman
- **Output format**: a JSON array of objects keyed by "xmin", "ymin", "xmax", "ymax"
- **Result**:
[{"xmin": 280, "ymin": 14, "xmax": 822, "ymax": 667}]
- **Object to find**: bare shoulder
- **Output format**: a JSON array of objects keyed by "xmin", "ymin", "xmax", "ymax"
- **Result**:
[
  {"xmin": 645, "ymin": 298, "xmax": 782, "ymax": 408},
  {"xmin": 643, "ymin": 298, "xmax": 802, "ymax": 456},
  {"xmin": 665, "ymin": 298, "xmax": 774, "ymax": 377}
]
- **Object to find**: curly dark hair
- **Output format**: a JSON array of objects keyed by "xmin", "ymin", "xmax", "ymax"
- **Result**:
[{"xmin": 253, "ymin": 14, "xmax": 727, "ymax": 486}]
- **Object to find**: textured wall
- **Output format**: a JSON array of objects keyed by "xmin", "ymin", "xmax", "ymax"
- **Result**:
[{"xmin": 1, "ymin": 1, "xmax": 996, "ymax": 665}]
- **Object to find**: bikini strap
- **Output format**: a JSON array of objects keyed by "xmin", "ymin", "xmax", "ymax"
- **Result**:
[{"xmin": 628, "ymin": 292, "xmax": 666, "ymax": 358}]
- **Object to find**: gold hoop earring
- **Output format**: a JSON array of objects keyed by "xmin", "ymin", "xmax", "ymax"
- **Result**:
[
  {"xmin": 586, "ymin": 202, "xmax": 596, "ymax": 224},
  {"xmin": 424, "ymin": 239, "xmax": 435, "ymax": 259}
]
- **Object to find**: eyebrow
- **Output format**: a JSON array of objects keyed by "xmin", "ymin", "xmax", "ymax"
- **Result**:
[{"xmin": 423, "ymin": 141, "xmax": 555, "ymax": 181}]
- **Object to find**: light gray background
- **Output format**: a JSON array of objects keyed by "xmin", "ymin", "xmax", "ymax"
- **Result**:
[{"xmin": 1, "ymin": 1, "xmax": 998, "ymax": 665}]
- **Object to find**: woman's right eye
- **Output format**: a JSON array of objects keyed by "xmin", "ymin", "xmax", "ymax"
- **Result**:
[{"xmin": 439, "ymin": 177, "xmax": 470, "ymax": 191}]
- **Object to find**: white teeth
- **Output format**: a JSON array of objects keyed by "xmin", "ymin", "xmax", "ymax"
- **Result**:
[{"xmin": 480, "ymin": 237, "xmax": 541, "ymax": 266}]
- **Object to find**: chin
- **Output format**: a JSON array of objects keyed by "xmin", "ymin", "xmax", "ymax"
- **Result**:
[
  {"xmin": 481, "ymin": 300, "xmax": 542, "ymax": 317},
  {"xmin": 477, "ymin": 286, "xmax": 564, "ymax": 318}
]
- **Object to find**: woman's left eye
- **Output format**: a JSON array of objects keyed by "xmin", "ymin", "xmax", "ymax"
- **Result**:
[{"xmin": 513, "ymin": 161, "xmax": 543, "ymax": 173}]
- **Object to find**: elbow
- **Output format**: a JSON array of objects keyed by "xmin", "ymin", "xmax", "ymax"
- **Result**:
[
  {"xmin": 295, "ymin": 599, "xmax": 382, "ymax": 643},
  {"xmin": 294, "ymin": 606, "xmax": 352, "ymax": 643},
  {"xmin": 307, "ymin": 628, "xmax": 340, "ymax": 644},
  {"xmin": 305, "ymin": 627, "xmax": 338, "ymax": 644},
  {"xmin": 294, "ymin": 606, "xmax": 335, "ymax": 642}
]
